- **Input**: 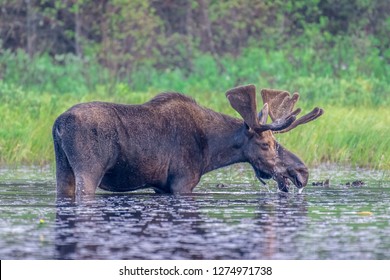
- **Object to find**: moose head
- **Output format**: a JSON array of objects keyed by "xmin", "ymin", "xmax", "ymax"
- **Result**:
[{"xmin": 226, "ymin": 85, "xmax": 324, "ymax": 192}]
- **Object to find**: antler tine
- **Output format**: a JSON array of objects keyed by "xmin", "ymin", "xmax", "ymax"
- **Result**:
[
  {"xmin": 255, "ymin": 113, "xmax": 297, "ymax": 133},
  {"xmin": 277, "ymin": 107, "xmax": 324, "ymax": 133},
  {"xmin": 260, "ymin": 88, "xmax": 324, "ymax": 133},
  {"xmin": 261, "ymin": 89, "xmax": 300, "ymax": 121}
]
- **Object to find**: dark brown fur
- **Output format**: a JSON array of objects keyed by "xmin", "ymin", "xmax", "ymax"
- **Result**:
[{"xmin": 53, "ymin": 87, "xmax": 319, "ymax": 198}]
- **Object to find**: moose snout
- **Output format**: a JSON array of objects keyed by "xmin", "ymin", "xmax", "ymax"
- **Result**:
[{"xmin": 287, "ymin": 165, "xmax": 309, "ymax": 188}]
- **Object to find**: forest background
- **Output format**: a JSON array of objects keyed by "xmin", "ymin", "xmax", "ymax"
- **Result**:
[{"xmin": 0, "ymin": 0, "xmax": 389, "ymax": 170}]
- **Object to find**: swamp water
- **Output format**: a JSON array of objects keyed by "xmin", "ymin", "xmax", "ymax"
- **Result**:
[{"xmin": 0, "ymin": 164, "xmax": 389, "ymax": 260}]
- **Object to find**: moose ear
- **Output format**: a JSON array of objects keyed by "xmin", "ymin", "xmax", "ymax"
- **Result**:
[{"xmin": 226, "ymin": 84, "xmax": 259, "ymax": 129}]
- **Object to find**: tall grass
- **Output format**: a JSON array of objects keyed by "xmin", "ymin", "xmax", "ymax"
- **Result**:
[
  {"xmin": 276, "ymin": 107, "xmax": 390, "ymax": 170},
  {"xmin": 0, "ymin": 82, "xmax": 389, "ymax": 169},
  {"xmin": 0, "ymin": 40, "xmax": 389, "ymax": 168},
  {"xmin": 1, "ymin": 44, "xmax": 389, "ymax": 106}
]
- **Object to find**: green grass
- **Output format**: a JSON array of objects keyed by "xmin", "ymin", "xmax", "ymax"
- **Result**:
[
  {"xmin": 1, "ymin": 42, "xmax": 389, "ymax": 169},
  {"xmin": 1, "ymin": 45, "xmax": 389, "ymax": 106},
  {"xmin": 275, "ymin": 106, "xmax": 390, "ymax": 170},
  {"xmin": 1, "ymin": 83, "xmax": 389, "ymax": 170}
]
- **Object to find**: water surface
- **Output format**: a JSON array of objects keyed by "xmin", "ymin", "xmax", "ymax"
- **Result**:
[{"xmin": 0, "ymin": 164, "xmax": 389, "ymax": 259}]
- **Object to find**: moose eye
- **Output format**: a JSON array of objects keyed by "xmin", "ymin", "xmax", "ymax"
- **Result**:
[{"xmin": 260, "ymin": 142, "xmax": 270, "ymax": 151}]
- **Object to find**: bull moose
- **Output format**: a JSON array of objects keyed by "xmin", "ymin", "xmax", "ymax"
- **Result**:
[{"xmin": 53, "ymin": 85, "xmax": 323, "ymax": 197}]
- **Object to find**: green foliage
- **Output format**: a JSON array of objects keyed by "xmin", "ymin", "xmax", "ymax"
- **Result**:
[
  {"xmin": 123, "ymin": 41, "xmax": 389, "ymax": 107},
  {"xmin": 1, "ymin": 35, "xmax": 389, "ymax": 104},
  {"xmin": 0, "ymin": 82, "xmax": 389, "ymax": 169},
  {"xmin": 0, "ymin": 1, "xmax": 389, "ymax": 168},
  {"xmin": 0, "ymin": 49, "xmax": 110, "ymax": 94},
  {"xmin": 276, "ymin": 107, "xmax": 390, "ymax": 170}
]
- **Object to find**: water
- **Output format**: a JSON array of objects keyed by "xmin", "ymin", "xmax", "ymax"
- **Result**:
[{"xmin": 0, "ymin": 164, "xmax": 389, "ymax": 260}]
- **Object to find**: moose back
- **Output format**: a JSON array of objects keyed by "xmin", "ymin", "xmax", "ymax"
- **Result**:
[{"xmin": 53, "ymin": 85, "xmax": 323, "ymax": 197}]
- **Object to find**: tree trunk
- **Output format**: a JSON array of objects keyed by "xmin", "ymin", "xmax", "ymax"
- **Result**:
[
  {"xmin": 26, "ymin": 0, "xmax": 36, "ymax": 58},
  {"xmin": 197, "ymin": 0, "xmax": 216, "ymax": 54},
  {"xmin": 75, "ymin": 7, "xmax": 82, "ymax": 58},
  {"xmin": 197, "ymin": 0, "xmax": 223, "ymax": 72}
]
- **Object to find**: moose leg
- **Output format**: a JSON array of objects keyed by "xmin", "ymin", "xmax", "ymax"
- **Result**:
[
  {"xmin": 56, "ymin": 167, "xmax": 75, "ymax": 197},
  {"xmin": 169, "ymin": 174, "xmax": 200, "ymax": 194},
  {"xmin": 54, "ymin": 141, "xmax": 76, "ymax": 197},
  {"xmin": 74, "ymin": 169, "xmax": 105, "ymax": 196},
  {"xmin": 63, "ymin": 144, "xmax": 111, "ymax": 197}
]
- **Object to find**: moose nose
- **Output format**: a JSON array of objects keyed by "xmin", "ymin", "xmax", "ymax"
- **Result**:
[{"xmin": 288, "ymin": 165, "xmax": 309, "ymax": 188}]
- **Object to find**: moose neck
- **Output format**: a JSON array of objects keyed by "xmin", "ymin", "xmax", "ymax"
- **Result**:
[{"xmin": 202, "ymin": 114, "xmax": 247, "ymax": 174}]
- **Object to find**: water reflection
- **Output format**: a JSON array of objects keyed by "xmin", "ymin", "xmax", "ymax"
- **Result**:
[
  {"xmin": 254, "ymin": 194, "xmax": 308, "ymax": 259},
  {"xmin": 55, "ymin": 195, "xmax": 204, "ymax": 259},
  {"xmin": 1, "ymin": 164, "xmax": 389, "ymax": 259},
  {"xmin": 54, "ymin": 193, "xmax": 308, "ymax": 259}
]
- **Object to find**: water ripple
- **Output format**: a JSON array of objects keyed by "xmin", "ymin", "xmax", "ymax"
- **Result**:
[{"xmin": 0, "ymin": 164, "xmax": 389, "ymax": 259}]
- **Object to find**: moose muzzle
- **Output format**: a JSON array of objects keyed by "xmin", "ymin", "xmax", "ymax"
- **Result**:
[{"xmin": 274, "ymin": 144, "xmax": 309, "ymax": 193}]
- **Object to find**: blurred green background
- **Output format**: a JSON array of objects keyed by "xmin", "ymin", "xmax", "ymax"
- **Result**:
[{"xmin": 0, "ymin": 0, "xmax": 389, "ymax": 169}]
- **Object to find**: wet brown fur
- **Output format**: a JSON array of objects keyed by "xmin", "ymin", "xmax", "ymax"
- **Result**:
[
  {"xmin": 53, "ymin": 93, "xmax": 248, "ymax": 196},
  {"xmin": 53, "ymin": 87, "xmax": 318, "ymax": 198}
]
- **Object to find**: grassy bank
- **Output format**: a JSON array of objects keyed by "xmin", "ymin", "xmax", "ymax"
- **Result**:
[
  {"xmin": 2, "ymin": 46, "xmax": 389, "ymax": 107},
  {"xmin": 1, "ymin": 84, "xmax": 389, "ymax": 170}
]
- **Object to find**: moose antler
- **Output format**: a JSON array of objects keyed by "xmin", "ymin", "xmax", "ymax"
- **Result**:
[
  {"xmin": 226, "ymin": 85, "xmax": 297, "ymax": 133},
  {"xmin": 226, "ymin": 84, "xmax": 258, "ymax": 129},
  {"xmin": 260, "ymin": 89, "xmax": 324, "ymax": 133}
]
